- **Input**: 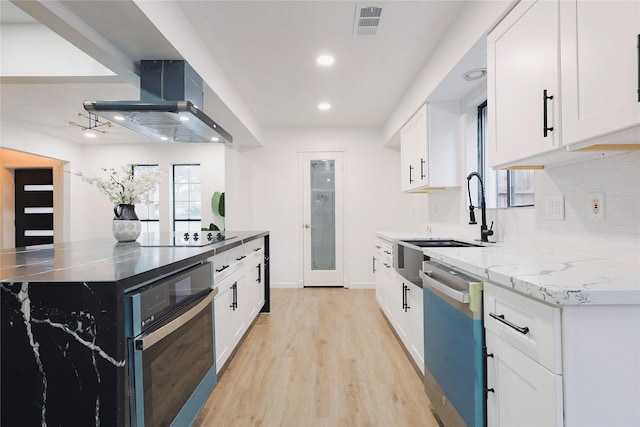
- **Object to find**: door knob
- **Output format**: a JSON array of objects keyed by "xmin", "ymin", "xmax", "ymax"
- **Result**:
[{"xmin": 304, "ymin": 224, "xmax": 311, "ymax": 229}]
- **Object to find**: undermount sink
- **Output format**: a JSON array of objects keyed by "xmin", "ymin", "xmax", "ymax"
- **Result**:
[{"xmin": 400, "ymin": 239, "xmax": 483, "ymax": 248}]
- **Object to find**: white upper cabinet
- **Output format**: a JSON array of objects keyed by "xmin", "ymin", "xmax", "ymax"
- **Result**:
[
  {"xmin": 400, "ymin": 106, "xmax": 421, "ymax": 192},
  {"xmin": 560, "ymin": 0, "xmax": 640, "ymax": 149},
  {"xmin": 400, "ymin": 103, "xmax": 459, "ymax": 193},
  {"xmin": 487, "ymin": 0, "xmax": 561, "ymax": 169}
]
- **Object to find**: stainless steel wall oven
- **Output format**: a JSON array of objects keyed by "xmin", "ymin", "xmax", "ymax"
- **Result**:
[{"xmin": 125, "ymin": 262, "xmax": 217, "ymax": 427}]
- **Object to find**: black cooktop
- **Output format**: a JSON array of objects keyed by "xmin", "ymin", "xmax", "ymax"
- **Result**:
[{"xmin": 137, "ymin": 232, "xmax": 236, "ymax": 247}]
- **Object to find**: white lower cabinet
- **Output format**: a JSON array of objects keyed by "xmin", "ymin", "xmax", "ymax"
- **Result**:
[
  {"xmin": 213, "ymin": 238, "xmax": 266, "ymax": 373},
  {"xmin": 484, "ymin": 281, "xmax": 640, "ymax": 426},
  {"xmin": 214, "ymin": 276, "xmax": 231, "ymax": 370},
  {"xmin": 373, "ymin": 236, "xmax": 424, "ymax": 375},
  {"xmin": 485, "ymin": 330, "xmax": 563, "ymax": 427}
]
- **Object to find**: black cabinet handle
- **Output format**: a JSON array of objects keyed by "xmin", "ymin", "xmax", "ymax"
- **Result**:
[
  {"xmin": 216, "ymin": 264, "xmax": 229, "ymax": 273},
  {"xmin": 373, "ymin": 256, "xmax": 377, "ymax": 273},
  {"xmin": 256, "ymin": 263, "xmax": 262, "ymax": 283},
  {"xmin": 489, "ymin": 312, "xmax": 530, "ymax": 335},
  {"xmin": 236, "ymin": 255, "xmax": 247, "ymax": 261},
  {"xmin": 230, "ymin": 282, "xmax": 238, "ymax": 310},
  {"xmin": 420, "ymin": 158, "xmax": 426, "ymax": 180},
  {"xmin": 405, "ymin": 284, "xmax": 410, "ymax": 311},
  {"xmin": 485, "ymin": 387, "xmax": 495, "ymax": 399},
  {"xmin": 254, "ymin": 247, "xmax": 262, "ymax": 252},
  {"xmin": 637, "ymin": 34, "xmax": 639, "ymax": 102},
  {"xmin": 409, "ymin": 165, "xmax": 414, "ymax": 184},
  {"xmin": 543, "ymin": 89, "xmax": 554, "ymax": 137},
  {"xmin": 402, "ymin": 284, "xmax": 410, "ymax": 312}
]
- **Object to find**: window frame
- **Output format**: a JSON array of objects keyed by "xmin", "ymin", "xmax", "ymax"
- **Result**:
[
  {"xmin": 476, "ymin": 100, "xmax": 534, "ymax": 209},
  {"xmin": 133, "ymin": 164, "xmax": 161, "ymax": 234},
  {"xmin": 172, "ymin": 164, "xmax": 202, "ymax": 234}
]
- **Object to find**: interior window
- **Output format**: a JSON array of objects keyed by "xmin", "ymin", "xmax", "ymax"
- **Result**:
[
  {"xmin": 133, "ymin": 164, "xmax": 161, "ymax": 234},
  {"xmin": 477, "ymin": 101, "xmax": 534, "ymax": 208},
  {"xmin": 173, "ymin": 164, "xmax": 202, "ymax": 234}
]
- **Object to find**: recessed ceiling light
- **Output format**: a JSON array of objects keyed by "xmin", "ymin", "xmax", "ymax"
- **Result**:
[
  {"xmin": 84, "ymin": 131, "xmax": 97, "ymax": 138},
  {"xmin": 211, "ymin": 137, "xmax": 220, "ymax": 142},
  {"xmin": 160, "ymin": 136, "xmax": 169, "ymax": 141},
  {"xmin": 114, "ymin": 115, "xmax": 125, "ymax": 121},
  {"xmin": 316, "ymin": 55, "xmax": 335, "ymax": 66},
  {"xmin": 463, "ymin": 68, "xmax": 487, "ymax": 81},
  {"xmin": 179, "ymin": 116, "xmax": 190, "ymax": 122},
  {"xmin": 318, "ymin": 102, "xmax": 331, "ymax": 111}
]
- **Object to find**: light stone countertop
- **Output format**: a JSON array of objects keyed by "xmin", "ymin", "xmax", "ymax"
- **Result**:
[{"xmin": 376, "ymin": 231, "xmax": 640, "ymax": 306}]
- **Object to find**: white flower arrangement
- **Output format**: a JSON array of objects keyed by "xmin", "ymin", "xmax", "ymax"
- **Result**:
[{"xmin": 76, "ymin": 165, "xmax": 165, "ymax": 205}]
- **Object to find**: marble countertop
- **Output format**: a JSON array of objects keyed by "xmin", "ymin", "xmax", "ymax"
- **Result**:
[
  {"xmin": 0, "ymin": 231, "xmax": 268, "ymax": 284},
  {"xmin": 376, "ymin": 231, "xmax": 639, "ymax": 306}
]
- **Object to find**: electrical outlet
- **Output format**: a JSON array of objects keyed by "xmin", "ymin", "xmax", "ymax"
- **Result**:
[
  {"xmin": 545, "ymin": 194, "xmax": 565, "ymax": 220},
  {"xmin": 589, "ymin": 192, "xmax": 604, "ymax": 220}
]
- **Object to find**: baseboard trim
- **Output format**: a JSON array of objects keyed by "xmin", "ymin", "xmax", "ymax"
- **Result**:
[{"xmin": 270, "ymin": 281, "xmax": 301, "ymax": 289}]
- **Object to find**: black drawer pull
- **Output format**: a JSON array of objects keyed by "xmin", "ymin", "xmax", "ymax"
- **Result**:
[
  {"xmin": 215, "ymin": 264, "xmax": 229, "ymax": 273},
  {"xmin": 489, "ymin": 312, "xmax": 530, "ymax": 335},
  {"xmin": 236, "ymin": 255, "xmax": 246, "ymax": 261}
]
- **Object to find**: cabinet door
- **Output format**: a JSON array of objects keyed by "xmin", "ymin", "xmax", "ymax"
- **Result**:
[
  {"xmin": 229, "ymin": 271, "xmax": 249, "ymax": 350},
  {"xmin": 214, "ymin": 285, "xmax": 231, "ymax": 371},
  {"xmin": 560, "ymin": 0, "xmax": 640, "ymax": 147},
  {"xmin": 488, "ymin": 0, "xmax": 561, "ymax": 167},
  {"xmin": 408, "ymin": 285, "xmax": 424, "ymax": 373},
  {"xmin": 254, "ymin": 260, "xmax": 264, "ymax": 314},
  {"xmin": 400, "ymin": 115, "xmax": 418, "ymax": 192},
  {"xmin": 394, "ymin": 277, "xmax": 412, "ymax": 347},
  {"xmin": 485, "ymin": 330, "xmax": 564, "ymax": 427},
  {"xmin": 414, "ymin": 105, "xmax": 428, "ymax": 187}
]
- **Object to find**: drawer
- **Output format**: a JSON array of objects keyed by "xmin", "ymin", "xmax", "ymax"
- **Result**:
[
  {"xmin": 374, "ymin": 238, "xmax": 393, "ymax": 262},
  {"xmin": 212, "ymin": 251, "xmax": 232, "ymax": 282},
  {"xmin": 484, "ymin": 282, "xmax": 562, "ymax": 374},
  {"xmin": 245, "ymin": 238, "xmax": 264, "ymax": 260}
]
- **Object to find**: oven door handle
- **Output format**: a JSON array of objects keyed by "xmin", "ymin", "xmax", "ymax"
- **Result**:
[{"xmin": 135, "ymin": 288, "xmax": 218, "ymax": 351}]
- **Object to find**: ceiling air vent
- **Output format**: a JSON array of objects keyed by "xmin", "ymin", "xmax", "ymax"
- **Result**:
[{"xmin": 353, "ymin": 4, "xmax": 384, "ymax": 36}]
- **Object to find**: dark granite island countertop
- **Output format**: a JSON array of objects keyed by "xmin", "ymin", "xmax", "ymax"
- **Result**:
[{"xmin": 0, "ymin": 231, "xmax": 269, "ymax": 426}]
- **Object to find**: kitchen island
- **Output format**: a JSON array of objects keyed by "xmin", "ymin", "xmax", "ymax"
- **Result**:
[
  {"xmin": 0, "ymin": 231, "xmax": 269, "ymax": 427},
  {"xmin": 375, "ymin": 231, "xmax": 640, "ymax": 426}
]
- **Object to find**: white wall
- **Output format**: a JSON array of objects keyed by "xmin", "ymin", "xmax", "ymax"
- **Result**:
[
  {"xmin": 74, "ymin": 143, "xmax": 225, "ymax": 240},
  {"xmin": 226, "ymin": 127, "xmax": 426, "ymax": 288},
  {"xmin": 383, "ymin": 0, "xmax": 515, "ymax": 145}
]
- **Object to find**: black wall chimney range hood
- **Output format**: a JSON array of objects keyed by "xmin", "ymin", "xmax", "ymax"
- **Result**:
[{"xmin": 83, "ymin": 60, "xmax": 233, "ymax": 144}]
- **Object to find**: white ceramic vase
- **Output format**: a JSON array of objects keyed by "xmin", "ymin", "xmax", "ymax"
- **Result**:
[{"xmin": 112, "ymin": 220, "xmax": 141, "ymax": 242}]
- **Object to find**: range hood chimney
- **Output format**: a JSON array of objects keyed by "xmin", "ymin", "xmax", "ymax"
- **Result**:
[{"xmin": 84, "ymin": 60, "xmax": 232, "ymax": 144}]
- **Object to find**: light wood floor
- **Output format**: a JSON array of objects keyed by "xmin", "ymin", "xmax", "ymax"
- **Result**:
[{"xmin": 193, "ymin": 288, "xmax": 439, "ymax": 427}]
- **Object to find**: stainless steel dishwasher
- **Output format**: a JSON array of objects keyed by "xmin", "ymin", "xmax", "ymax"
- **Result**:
[{"xmin": 420, "ymin": 260, "xmax": 485, "ymax": 427}]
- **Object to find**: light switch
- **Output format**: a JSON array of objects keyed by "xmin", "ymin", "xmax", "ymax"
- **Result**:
[{"xmin": 545, "ymin": 194, "xmax": 565, "ymax": 220}]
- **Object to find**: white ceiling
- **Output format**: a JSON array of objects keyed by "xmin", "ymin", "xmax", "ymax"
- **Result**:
[{"xmin": 1, "ymin": 0, "xmax": 486, "ymax": 146}]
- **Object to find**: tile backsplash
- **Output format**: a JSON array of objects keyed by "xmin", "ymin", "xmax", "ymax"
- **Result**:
[{"xmin": 497, "ymin": 151, "xmax": 640, "ymax": 260}]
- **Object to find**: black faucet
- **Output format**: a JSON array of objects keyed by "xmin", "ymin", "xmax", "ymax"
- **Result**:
[{"xmin": 466, "ymin": 172, "xmax": 494, "ymax": 243}]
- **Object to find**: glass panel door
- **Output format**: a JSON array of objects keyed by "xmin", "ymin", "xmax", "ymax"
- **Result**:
[
  {"xmin": 310, "ymin": 159, "xmax": 336, "ymax": 270},
  {"xmin": 300, "ymin": 151, "xmax": 344, "ymax": 287}
]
